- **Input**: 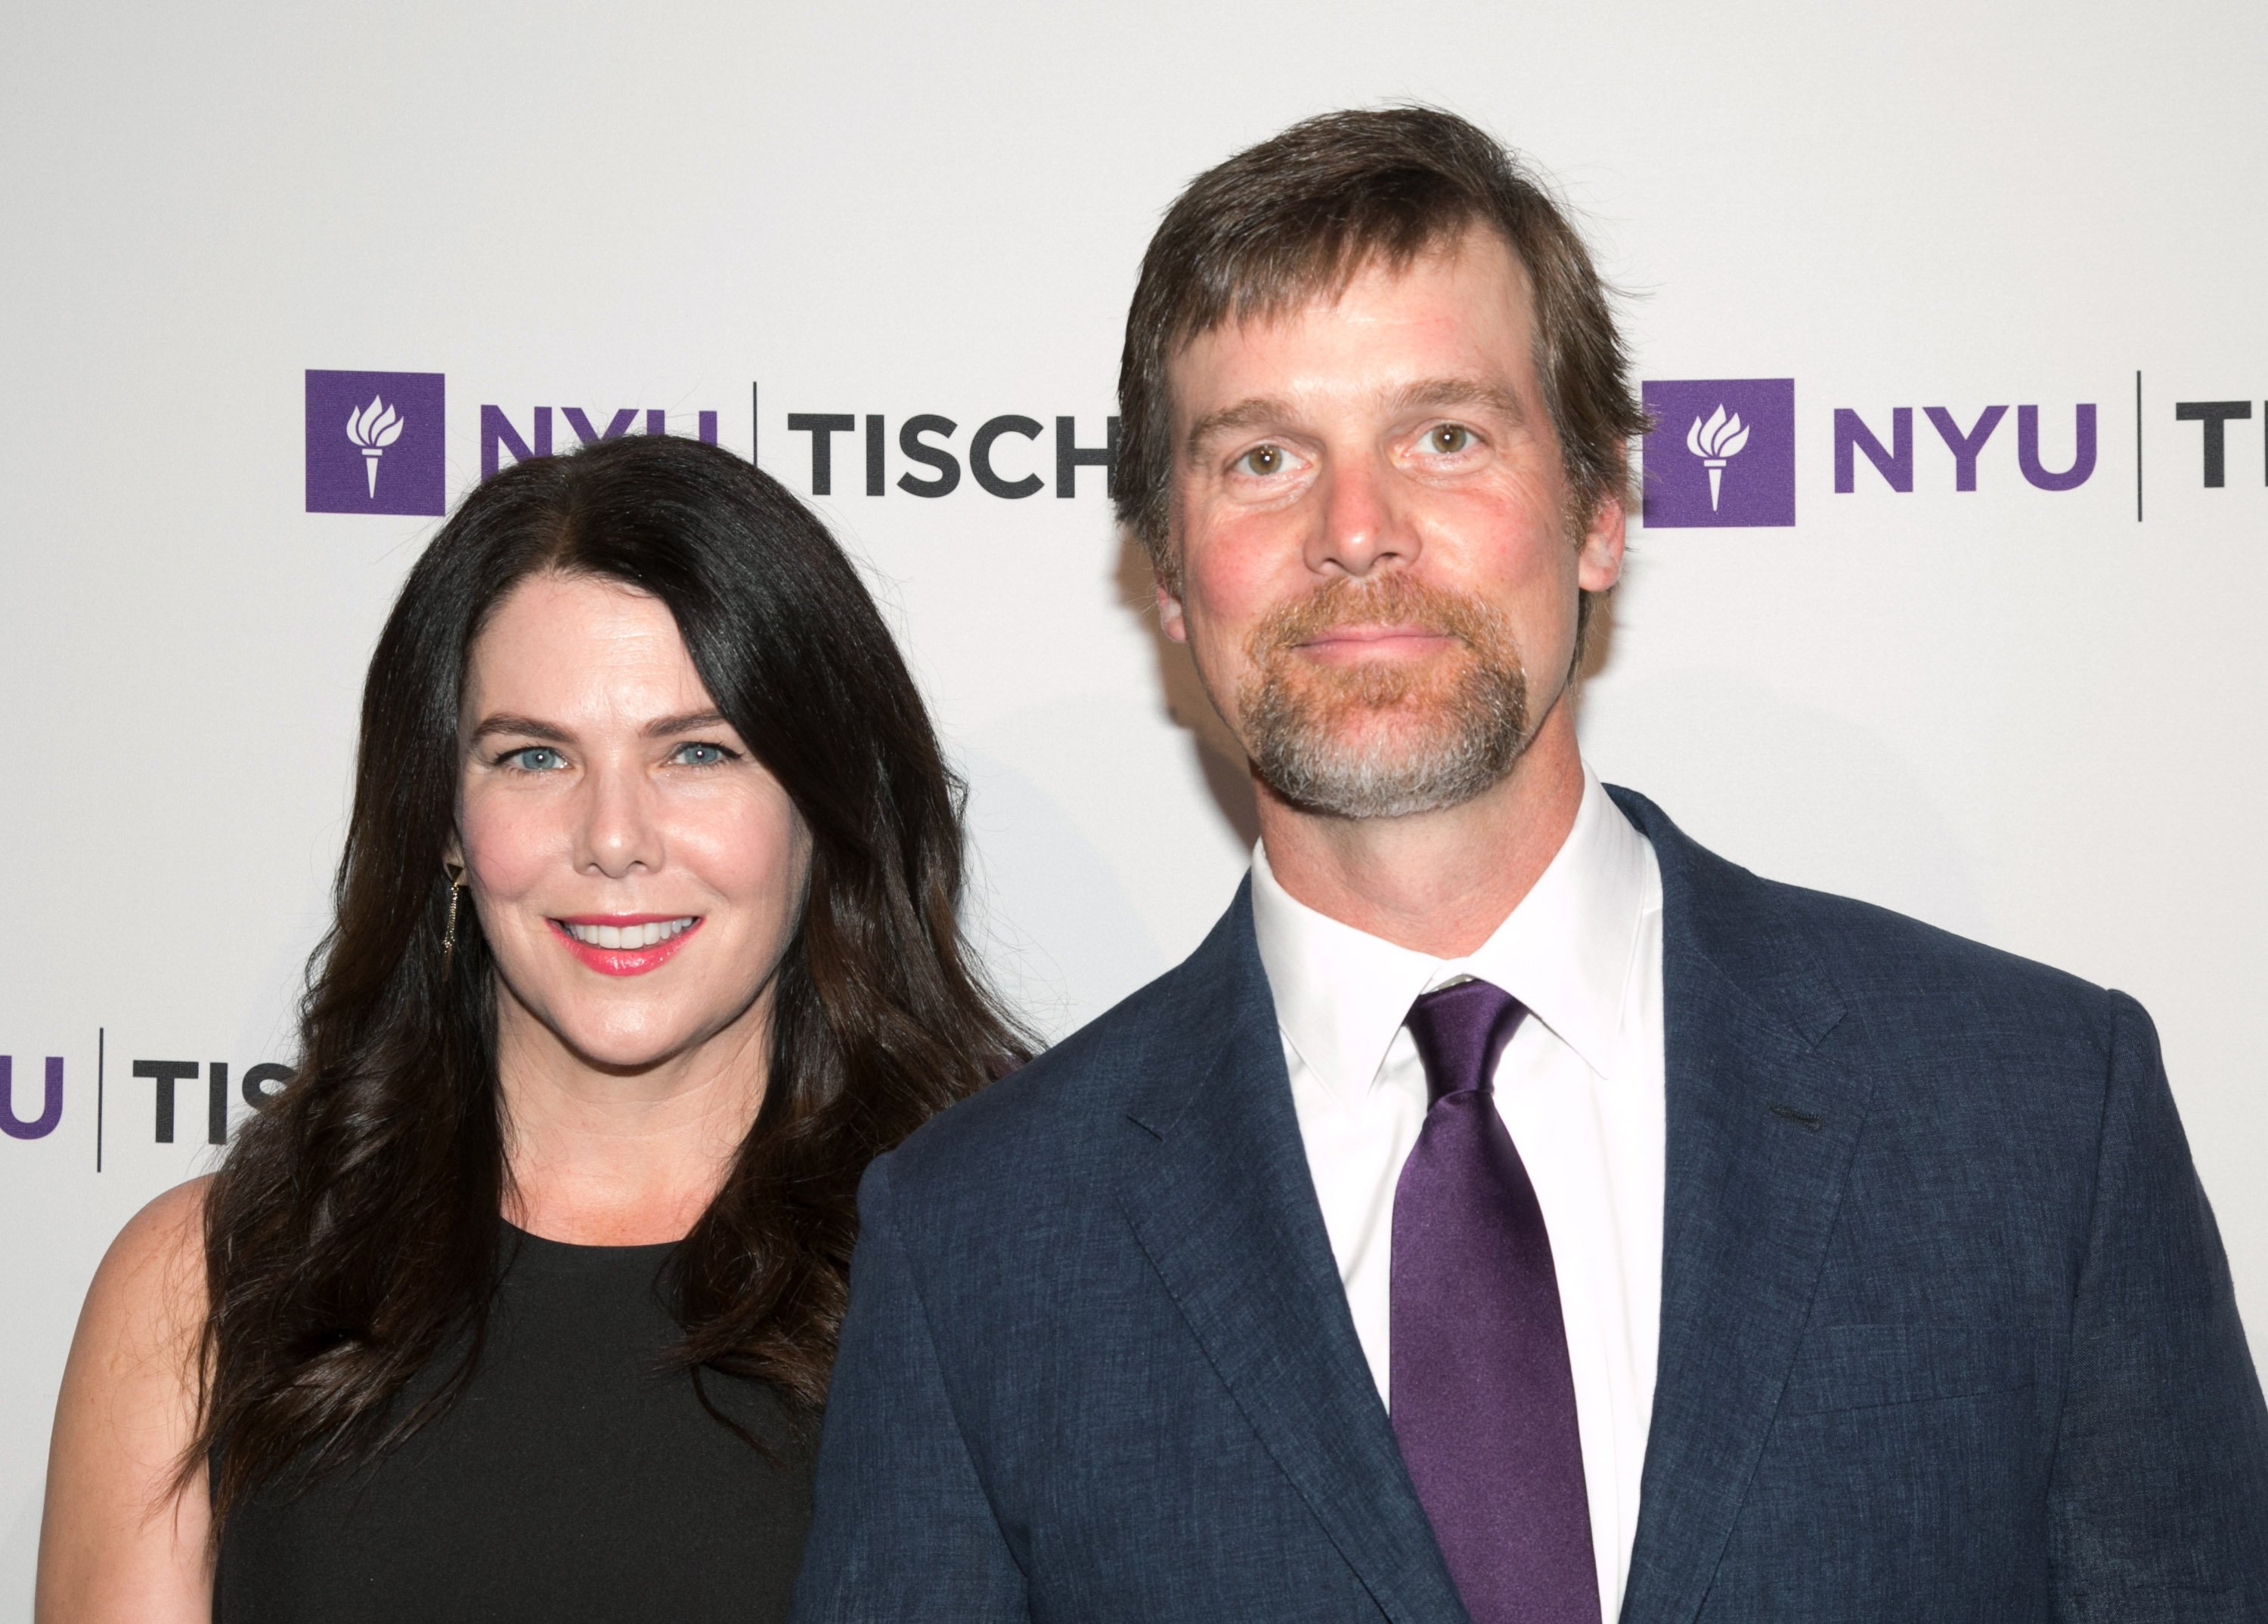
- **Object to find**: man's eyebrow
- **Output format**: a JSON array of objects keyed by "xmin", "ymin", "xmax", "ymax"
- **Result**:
[
  {"xmin": 466, "ymin": 713, "xmax": 570, "ymax": 745},
  {"xmin": 1387, "ymin": 377, "xmax": 1527, "ymax": 423},
  {"xmin": 1182, "ymin": 380, "xmax": 1527, "ymax": 461},
  {"xmin": 1184, "ymin": 396, "xmax": 1296, "ymax": 459}
]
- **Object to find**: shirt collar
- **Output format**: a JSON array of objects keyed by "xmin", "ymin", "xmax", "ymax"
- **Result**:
[{"xmin": 1250, "ymin": 767, "xmax": 1656, "ymax": 1102}]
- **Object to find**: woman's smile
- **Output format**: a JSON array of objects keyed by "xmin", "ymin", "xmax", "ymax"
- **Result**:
[{"xmin": 548, "ymin": 914, "xmax": 704, "ymax": 976}]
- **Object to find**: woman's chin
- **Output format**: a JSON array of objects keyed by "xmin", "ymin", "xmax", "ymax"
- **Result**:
[
  {"xmin": 547, "ymin": 1001, "xmax": 773, "ymax": 1080},
  {"xmin": 563, "ymin": 1029, "xmax": 702, "ymax": 1075},
  {"xmin": 495, "ymin": 976, "xmax": 751, "ymax": 1078}
]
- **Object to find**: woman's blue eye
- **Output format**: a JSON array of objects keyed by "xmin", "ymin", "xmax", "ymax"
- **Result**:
[
  {"xmin": 507, "ymin": 746, "xmax": 565, "ymax": 771},
  {"xmin": 673, "ymin": 742, "xmax": 730, "ymax": 767}
]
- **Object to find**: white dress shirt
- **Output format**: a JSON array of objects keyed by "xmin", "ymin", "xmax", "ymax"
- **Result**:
[{"xmin": 1249, "ymin": 767, "xmax": 1666, "ymax": 1623}]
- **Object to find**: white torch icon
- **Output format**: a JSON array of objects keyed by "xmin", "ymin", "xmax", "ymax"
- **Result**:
[
  {"xmin": 1685, "ymin": 404, "xmax": 1750, "ymax": 513},
  {"xmin": 345, "ymin": 395, "xmax": 406, "ymax": 498}
]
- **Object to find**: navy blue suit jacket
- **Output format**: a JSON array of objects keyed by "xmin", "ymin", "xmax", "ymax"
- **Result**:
[{"xmin": 794, "ymin": 790, "xmax": 2268, "ymax": 1622}]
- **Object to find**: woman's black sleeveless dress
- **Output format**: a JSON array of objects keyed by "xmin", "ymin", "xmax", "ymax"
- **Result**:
[{"xmin": 214, "ymin": 1227, "xmax": 816, "ymax": 1622}]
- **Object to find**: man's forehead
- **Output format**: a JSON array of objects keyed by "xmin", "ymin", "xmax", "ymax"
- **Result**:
[
  {"xmin": 1168, "ymin": 228, "xmax": 1539, "ymax": 423},
  {"xmin": 1182, "ymin": 224, "xmax": 1533, "ymax": 358}
]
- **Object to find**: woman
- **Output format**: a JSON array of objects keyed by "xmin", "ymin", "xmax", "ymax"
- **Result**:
[{"xmin": 37, "ymin": 433, "xmax": 1024, "ymax": 1621}]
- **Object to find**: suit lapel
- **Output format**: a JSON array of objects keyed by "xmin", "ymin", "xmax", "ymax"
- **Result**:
[
  {"xmin": 1117, "ymin": 885, "xmax": 1468, "ymax": 1624},
  {"xmin": 1610, "ymin": 790, "xmax": 1874, "ymax": 1624}
]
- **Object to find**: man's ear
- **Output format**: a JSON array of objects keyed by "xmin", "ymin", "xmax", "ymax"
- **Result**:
[
  {"xmin": 1576, "ymin": 491, "xmax": 1626, "ymax": 593},
  {"xmin": 1155, "ymin": 574, "xmax": 1189, "ymax": 644}
]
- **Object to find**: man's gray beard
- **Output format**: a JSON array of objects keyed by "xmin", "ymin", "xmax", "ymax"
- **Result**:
[
  {"xmin": 1236, "ymin": 584, "xmax": 1534, "ymax": 820},
  {"xmin": 1244, "ymin": 662, "xmax": 1530, "ymax": 818}
]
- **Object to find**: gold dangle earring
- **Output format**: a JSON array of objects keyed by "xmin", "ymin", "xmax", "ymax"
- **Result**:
[{"xmin": 442, "ymin": 860, "xmax": 468, "ymax": 969}]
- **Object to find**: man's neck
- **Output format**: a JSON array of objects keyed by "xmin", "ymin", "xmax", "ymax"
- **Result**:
[{"xmin": 1253, "ymin": 707, "xmax": 1587, "ymax": 960}]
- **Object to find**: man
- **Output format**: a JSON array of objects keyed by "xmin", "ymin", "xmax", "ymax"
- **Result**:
[{"xmin": 793, "ymin": 108, "xmax": 2268, "ymax": 1623}]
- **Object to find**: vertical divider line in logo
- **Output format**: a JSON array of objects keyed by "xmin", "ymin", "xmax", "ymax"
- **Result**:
[
  {"xmin": 95, "ymin": 1025, "xmax": 104, "ymax": 1173},
  {"xmin": 2135, "ymin": 371, "xmax": 2144, "ymax": 522},
  {"xmin": 751, "ymin": 381, "xmax": 761, "ymax": 470}
]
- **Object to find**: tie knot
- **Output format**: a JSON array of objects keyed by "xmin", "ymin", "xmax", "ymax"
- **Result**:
[{"xmin": 1405, "ymin": 978, "xmax": 1526, "ymax": 1105}]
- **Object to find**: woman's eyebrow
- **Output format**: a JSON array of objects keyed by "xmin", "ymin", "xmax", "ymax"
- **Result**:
[
  {"xmin": 643, "ymin": 709, "xmax": 732, "ymax": 738},
  {"xmin": 467, "ymin": 713, "xmax": 570, "ymax": 745}
]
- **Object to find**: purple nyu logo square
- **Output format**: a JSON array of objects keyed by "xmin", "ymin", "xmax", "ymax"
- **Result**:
[
  {"xmin": 1641, "ymin": 378, "xmax": 1796, "ymax": 528},
  {"xmin": 305, "ymin": 370, "xmax": 446, "ymax": 516}
]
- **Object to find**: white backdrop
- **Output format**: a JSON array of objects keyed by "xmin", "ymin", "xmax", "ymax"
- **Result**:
[{"xmin": 5, "ymin": 1, "xmax": 2264, "ymax": 1604}]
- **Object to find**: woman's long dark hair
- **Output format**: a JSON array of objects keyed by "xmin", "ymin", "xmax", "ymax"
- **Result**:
[{"xmin": 194, "ymin": 432, "xmax": 1025, "ymax": 1523}]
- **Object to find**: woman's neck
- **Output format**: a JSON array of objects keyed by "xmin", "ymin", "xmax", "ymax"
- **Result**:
[{"xmin": 491, "ymin": 995, "xmax": 771, "ymax": 1247}]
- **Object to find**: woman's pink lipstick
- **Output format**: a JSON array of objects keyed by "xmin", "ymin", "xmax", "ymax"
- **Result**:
[{"xmin": 550, "ymin": 915, "xmax": 702, "ymax": 977}]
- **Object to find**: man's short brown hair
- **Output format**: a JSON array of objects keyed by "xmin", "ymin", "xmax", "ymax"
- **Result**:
[{"xmin": 1116, "ymin": 107, "xmax": 1646, "ymax": 599}]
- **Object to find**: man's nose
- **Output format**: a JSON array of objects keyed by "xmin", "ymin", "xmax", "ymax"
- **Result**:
[{"xmin": 1307, "ymin": 454, "xmax": 1418, "ymax": 578}]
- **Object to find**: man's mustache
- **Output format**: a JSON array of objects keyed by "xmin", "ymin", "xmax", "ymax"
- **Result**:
[{"xmin": 1248, "ymin": 576, "xmax": 1509, "ymax": 661}]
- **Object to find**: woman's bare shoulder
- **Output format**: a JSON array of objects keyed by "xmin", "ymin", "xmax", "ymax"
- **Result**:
[
  {"xmin": 36, "ymin": 1176, "xmax": 215, "ymax": 1623},
  {"xmin": 83, "ymin": 1177, "xmax": 211, "ymax": 1350}
]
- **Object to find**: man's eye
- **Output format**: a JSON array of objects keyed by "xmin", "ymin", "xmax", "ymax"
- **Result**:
[
  {"xmin": 1426, "ymin": 423, "xmax": 1475, "ymax": 454},
  {"xmin": 504, "ymin": 746, "xmax": 565, "ymax": 772},
  {"xmin": 1235, "ymin": 444, "xmax": 1289, "ymax": 476},
  {"xmin": 672, "ymin": 742, "xmax": 733, "ymax": 767}
]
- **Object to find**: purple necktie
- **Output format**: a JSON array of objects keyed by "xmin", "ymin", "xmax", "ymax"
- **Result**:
[{"xmin": 1391, "ymin": 978, "xmax": 1598, "ymax": 1624}]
